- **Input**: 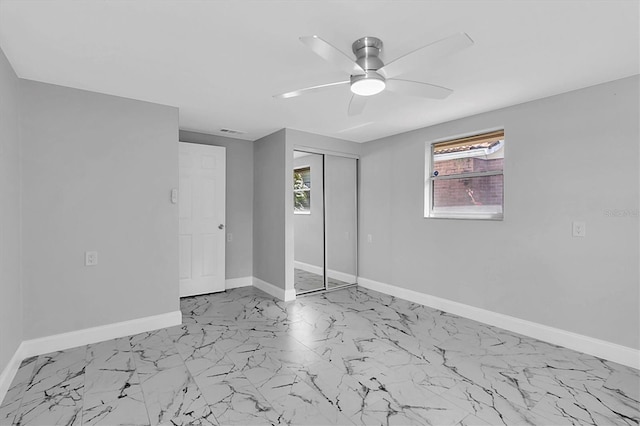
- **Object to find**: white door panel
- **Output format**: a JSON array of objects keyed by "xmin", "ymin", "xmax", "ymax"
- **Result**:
[{"xmin": 179, "ymin": 142, "xmax": 226, "ymax": 297}]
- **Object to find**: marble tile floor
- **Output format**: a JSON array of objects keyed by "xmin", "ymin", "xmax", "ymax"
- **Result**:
[
  {"xmin": 294, "ymin": 269, "xmax": 352, "ymax": 294},
  {"xmin": 1, "ymin": 286, "xmax": 638, "ymax": 425}
]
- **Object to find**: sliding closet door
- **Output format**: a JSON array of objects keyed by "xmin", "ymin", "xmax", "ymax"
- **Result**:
[
  {"xmin": 325, "ymin": 155, "xmax": 357, "ymax": 288},
  {"xmin": 293, "ymin": 151, "xmax": 325, "ymax": 294}
]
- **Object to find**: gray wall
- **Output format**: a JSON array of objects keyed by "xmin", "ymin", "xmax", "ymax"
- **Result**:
[
  {"xmin": 179, "ymin": 130, "xmax": 253, "ymax": 279},
  {"xmin": 0, "ymin": 47, "xmax": 22, "ymax": 375},
  {"xmin": 253, "ymin": 129, "xmax": 287, "ymax": 289},
  {"xmin": 325, "ymin": 155, "xmax": 357, "ymax": 278},
  {"xmin": 360, "ymin": 75, "xmax": 639, "ymax": 349},
  {"xmin": 20, "ymin": 80, "xmax": 179, "ymax": 339},
  {"xmin": 293, "ymin": 153, "xmax": 324, "ymax": 268},
  {"xmin": 359, "ymin": 144, "xmax": 393, "ymax": 284}
]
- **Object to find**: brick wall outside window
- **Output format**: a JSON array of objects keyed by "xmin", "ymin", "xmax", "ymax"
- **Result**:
[{"xmin": 432, "ymin": 157, "xmax": 503, "ymax": 207}]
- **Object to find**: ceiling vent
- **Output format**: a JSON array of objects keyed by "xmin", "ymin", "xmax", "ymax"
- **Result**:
[{"xmin": 219, "ymin": 128, "xmax": 246, "ymax": 135}]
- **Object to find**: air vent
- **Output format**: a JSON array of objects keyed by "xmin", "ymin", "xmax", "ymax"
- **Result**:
[{"xmin": 219, "ymin": 128, "xmax": 246, "ymax": 135}]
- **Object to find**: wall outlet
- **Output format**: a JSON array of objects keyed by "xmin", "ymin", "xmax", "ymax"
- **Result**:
[
  {"xmin": 367, "ymin": 234, "xmax": 373, "ymax": 243},
  {"xmin": 226, "ymin": 233, "xmax": 233, "ymax": 242},
  {"xmin": 85, "ymin": 251, "xmax": 98, "ymax": 266},
  {"xmin": 572, "ymin": 221, "xmax": 586, "ymax": 237}
]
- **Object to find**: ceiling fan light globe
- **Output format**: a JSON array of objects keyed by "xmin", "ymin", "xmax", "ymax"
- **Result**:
[{"xmin": 350, "ymin": 73, "xmax": 386, "ymax": 96}]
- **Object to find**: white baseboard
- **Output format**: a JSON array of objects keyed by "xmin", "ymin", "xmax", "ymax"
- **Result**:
[
  {"xmin": 0, "ymin": 310, "xmax": 182, "ymax": 406},
  {"xmin": 327, "ymin": 269, "xmax": 357, "ymax": 284},
  {"xmin": 284, "ymin": 286, "xmax": 296, "ymax": 301},
  {"xmin": 19, "ymin": 310, "xmax": 183, "ymax": 359},
  {"xmin": 294, "ymin": 261, "xmax": 356, "ymax": 284},
  {"xmin": 225, "ymin": 276, "xmax": 253, "ymax": 289},
  {"xmin": 253, "ymin": 277, "xmax": 296, "ymax": 302},
  {"xmin": 358, "ymin": 277, "xmax": 639, "ymax": 370},
  {"xmin": 0, "ymin": 342, "xmax": 26, "ymax": 407},
  {"xmin": 294, "ymin": 261, "xmax": 323, "ymax": 276}
]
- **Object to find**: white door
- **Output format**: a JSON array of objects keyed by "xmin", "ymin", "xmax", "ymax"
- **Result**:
[{"xmin": 179, "ymin": 142, "xmax": 226, "ymax": 297}]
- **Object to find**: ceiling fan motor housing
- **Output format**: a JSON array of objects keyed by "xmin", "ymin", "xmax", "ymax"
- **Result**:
[
  {"xmin": 352, "ymin": 36, "xmax": 384, "ymax": 71},
  {"xmin": 350, "ymin": 36, "xmax": 386, "ymax": 96}
]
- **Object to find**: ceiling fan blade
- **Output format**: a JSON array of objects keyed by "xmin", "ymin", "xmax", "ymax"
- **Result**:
[
  {"xmin": 300, "ymin": 36, "xmax": 364, "ymax": 75},
  {"xmin": 379, "ymin": 33, "xmax": 474, "ymax": 79},
  {"xmin": 386, "ymin": 79, "xmax": 453, "ymax": 99},
  {"xmin": 273, "ymin": 80, "xmax": 350, "ymax": 99},
  {"xmin": 348, "ymin": 94, "xmax": 368, "ymax": 116}
]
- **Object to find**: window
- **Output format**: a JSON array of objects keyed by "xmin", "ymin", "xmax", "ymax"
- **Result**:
[
  {"xmin": 294, "ymin": 166, "xmax": 311, "ymax": 214},
  {"xmin": 426, "ymin": 130, "xmax": 504, "ymax": 220}
]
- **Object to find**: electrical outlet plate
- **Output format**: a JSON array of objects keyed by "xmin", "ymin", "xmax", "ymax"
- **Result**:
[{"xmin": 85, "ymin": 251, "xmax": 98, "ymax": 266}]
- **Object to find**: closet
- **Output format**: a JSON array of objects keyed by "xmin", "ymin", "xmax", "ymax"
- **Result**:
[{"xmin": 293, "ymin": 150, "xmax": 358, "ymax": 294}]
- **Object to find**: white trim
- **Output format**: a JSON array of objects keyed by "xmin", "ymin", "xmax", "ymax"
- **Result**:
[
  {"xmin": 295, "ymin": 261, "xmax": 357, "ymax": 284},
  {"xmin": 0, "ymin": 342, "xmax": 26, "ymax": 406},
  {"xmin": 292, "ymin": 145, "xmax": 360, "ymax": 160},
  {"xmin": 358, "ymin": 277, "xmax": 640, "ymax": 370},
  {"xmin": 253, "ymin": 277, "xmax": 296, "ymax": 302},
  {"xmin": 225, "ymin": 276, "xmax": 253, "ymax": 289},
  {"xmin": 0, "ymin": 310, "xmax": 182, "ymax": 405},
  {"xmin": 294, "ymin": 261, "xmax": 323, "ymax": 276},
  {"xmin": 19, "ymin": 311, "xmax": 183, "ymax": 359},
  {"xmin": 327, "ymin": 269, "xmax": 357, "ymax": 284}
]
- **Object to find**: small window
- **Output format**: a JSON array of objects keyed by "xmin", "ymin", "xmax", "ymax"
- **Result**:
[
  {"xmin": 294, "ymin": 166, "xmax": 311, "ymax": 214},
  {"xmin": 426, "ymin": 130, "xmax": 504, "ymax": 220}
]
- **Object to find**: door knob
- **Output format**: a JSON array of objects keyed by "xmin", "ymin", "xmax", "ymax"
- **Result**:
[{"xmin": 218, "ymin": 224, "xmax": 225, "ymax": 230}]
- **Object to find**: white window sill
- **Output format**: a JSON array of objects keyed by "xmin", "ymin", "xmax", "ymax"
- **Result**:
[{"xmin": 426, "ymin": 205, "xmax": 503, "ymax": 220}]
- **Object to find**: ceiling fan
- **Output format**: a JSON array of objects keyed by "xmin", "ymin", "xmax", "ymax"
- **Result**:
[{"xmin": 274, "ymin": 33, "xmax": 474, "ymax": 116}]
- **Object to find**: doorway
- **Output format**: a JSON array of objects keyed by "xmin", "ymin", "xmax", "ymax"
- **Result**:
[
  {"xmin": 293, "ymin": 150, "xmax": 358, "ymax": 295},
  {"xmin": 178, "ymin": 142, "xmax": 226, "ymax": 297}
]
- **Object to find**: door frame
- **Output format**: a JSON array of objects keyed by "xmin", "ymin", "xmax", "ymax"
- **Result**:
[{"xmin": 178, "ymin": 141, "xmax": 226, "ymax": 298}]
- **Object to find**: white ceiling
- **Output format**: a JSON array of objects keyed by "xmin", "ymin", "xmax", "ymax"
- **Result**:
[{"xmin": 0, "ymin": 1, "xmax": 637, "ymax": 143}]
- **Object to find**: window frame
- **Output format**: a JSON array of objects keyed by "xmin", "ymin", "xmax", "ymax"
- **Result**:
[
  {"xmin": 293, "ymin": 165, "xmax": 312, "ymax": 215},
  {"xmin": 425, "ymin": 129, "xmax": 505, "ymax": 221}
]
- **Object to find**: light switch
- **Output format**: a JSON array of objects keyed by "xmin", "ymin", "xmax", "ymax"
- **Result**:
[{"xmin": 572, "ymin": 221, "xmax": 586, "ymax": 237}]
